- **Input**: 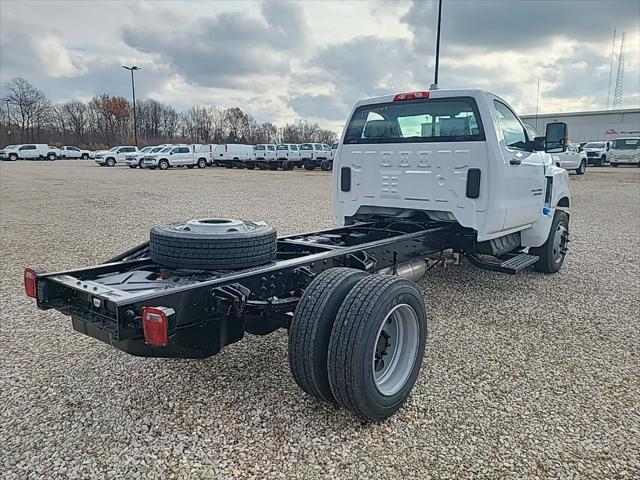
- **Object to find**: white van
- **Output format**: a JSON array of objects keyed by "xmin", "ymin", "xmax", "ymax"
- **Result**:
[
  {"xmin": 252, "ymin": 144, "xmax": 278, "ymax": 170},
  {"xmin": 609, "ymin": 137, "xmax": 640, "ymax": 167},
  {"xmin": 213, "ymin": 144, "xmax": 254, "ymax": 168}
]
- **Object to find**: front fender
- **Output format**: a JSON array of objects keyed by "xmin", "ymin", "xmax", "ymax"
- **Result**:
[{"xmin": 548, "ymin": 165, "xmax": 571, "ymax": 207}]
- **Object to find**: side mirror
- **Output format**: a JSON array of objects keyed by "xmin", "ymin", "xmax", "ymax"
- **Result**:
[{"xmin": 545, "ymin": 122, "xmax": 568, "ymax": 153}]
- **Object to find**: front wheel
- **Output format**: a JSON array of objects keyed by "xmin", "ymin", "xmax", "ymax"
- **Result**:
[
  {"xmin": 530, "ymin": 210, "xmax": 569, "ymax": 273},
  {"xmin": 599, "ymin": 155, "xmax": 606, "ymax": 167},
  {"xmin": 9, "ymin": 154, "xmax": 17, "ymax": 161},
  {"xmin": 158, "ymin": 159, "xmax": 169, "ymax": 170},
  {"xmin": 47, "ymin": 153, "xmax": 56, "ymax": 161},
  {"xmin": 138, "ymin": 159, "xmax": 145, "ymax": 169},
  {"xmin": 327, "ymin": 275, "xmax": 427, "ymax": 421},
  {"xmin": 106, "ymin": 158, "xmax": 116, "ymax": 167},
  {"xmin": 575, "ymin": 160, "xmax": 586, "ymax": 175}
]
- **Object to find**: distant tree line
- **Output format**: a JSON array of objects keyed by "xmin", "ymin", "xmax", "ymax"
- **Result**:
[{"xmin": 0, "ymin": 78, "xmax": 337, "ymax": 149}]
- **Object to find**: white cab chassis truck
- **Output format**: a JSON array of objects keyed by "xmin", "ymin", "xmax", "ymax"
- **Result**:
[{"xmin": 25, "ymin": 89, "xmax": 571, "ymax": 422}]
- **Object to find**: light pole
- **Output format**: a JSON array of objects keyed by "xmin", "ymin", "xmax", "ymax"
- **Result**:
[
  {"xmin": 0, "ymin": 97, "xmax": 12, "ymax": 143},
  {"xmin": 122, "ymin": 65, "xmax": 140, "ymax": 147},
  {"xmin": 431, "ymin": 0, "xmax": 443, "ymax": 90}
]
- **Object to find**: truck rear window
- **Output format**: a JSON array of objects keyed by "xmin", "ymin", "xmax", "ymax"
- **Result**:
[{"xmin": 344, "ymin": 97, "xmax": 485, "ymax": 144}]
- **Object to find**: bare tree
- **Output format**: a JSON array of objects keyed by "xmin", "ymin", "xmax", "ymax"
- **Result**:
[{"xmin": 4, "ymin": 78, "xmax": 47, "ymax": 142}]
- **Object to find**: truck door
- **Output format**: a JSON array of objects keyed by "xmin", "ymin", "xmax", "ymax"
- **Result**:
[{"xmin": 492, "ymin": 99, "xmax": 545, "ymax": 230}]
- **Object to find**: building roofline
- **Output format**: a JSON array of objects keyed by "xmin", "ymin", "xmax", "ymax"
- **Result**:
[{"xmin": 521, "ymin": 107, "xmax": 640, "ymax": 118}]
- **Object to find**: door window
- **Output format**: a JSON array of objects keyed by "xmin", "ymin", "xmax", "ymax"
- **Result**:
[{"xmin": 494, "ymin": 100, "xmax": 528, "ymax": 150}]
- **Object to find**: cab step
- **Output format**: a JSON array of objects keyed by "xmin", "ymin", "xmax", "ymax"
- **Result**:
[{"xmin": 464, "ymin": 252, "xmax": 539, "ymax": 274}]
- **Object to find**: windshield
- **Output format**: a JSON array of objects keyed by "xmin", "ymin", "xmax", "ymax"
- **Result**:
[
  {"xmin": 109, "ymin": 147, "xmax": 119, "ymax": 151},
  {"xmin": 299, "ymin": 144, "xmax": 312, "ymax": 150},
  {"xmin": 345, "ymin": 97, "xmax": 484, "ymax": 144},
  {"xmin": 139, "ymin": 147, "xmax": 151, "ymax": 153},
  {"xmin": 611, "ymin": 138, "xmax": 639, "ymax": 150},
  {"xmin": 254, "ymin": 145, "xmax": 265, "ymax": 150},
  {"xmin": 584, "ymin": 142, "xmax": 605, "ymax": 148},
  {"xmin": 151, "ymin": 147, "xmax": 164, "ymax": 152},
  {"xmin": 161, "ymin": 147, "xmax": 173, "ymax": 152},
  {"xmin": 3, "ymin": 145, "xmax": 15, "ymax": 149},
  {"xmin": 331, "ymin": 143, "xmax": 338, "ymax": 149},
  {"xmin": 276, "ymin": 145, "xmax": 288, "ymax": 150}
]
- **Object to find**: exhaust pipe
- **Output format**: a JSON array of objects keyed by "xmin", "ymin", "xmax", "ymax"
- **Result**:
[{"xmin": 378, "ymin": 258, "xmax": 428, "ymax": 282}]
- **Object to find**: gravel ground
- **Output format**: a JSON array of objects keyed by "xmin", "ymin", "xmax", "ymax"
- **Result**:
[{"xmin": 1, "ymin": 161, "xmax": 639, "ymax": 479}]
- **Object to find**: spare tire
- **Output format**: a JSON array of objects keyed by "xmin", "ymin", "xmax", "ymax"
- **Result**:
[{"xmin": 149, "ymin": 218, "xmax": 277, "ymax": 270}]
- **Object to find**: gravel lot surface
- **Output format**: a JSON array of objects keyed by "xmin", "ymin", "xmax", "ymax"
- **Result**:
[{"xmin": 1, "ymin": 161, "xmax": 639, "ymax": 479}]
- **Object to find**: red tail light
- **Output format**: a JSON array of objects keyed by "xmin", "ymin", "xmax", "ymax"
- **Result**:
[
  {"xmin": 24, "ymin": 268, "xmax": 37, "ymax": 298},
  {"xmin": 393, "ymin": 91, "xmax": 430, "ymax": 101},
  {"xmin": 142, "ymin": 306, "xmax": 174, "ymax": 347}
]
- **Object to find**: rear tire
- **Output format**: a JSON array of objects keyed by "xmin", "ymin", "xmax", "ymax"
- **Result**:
[
  {"xmin": 304, "ymin": 161, "xmax": 315, "ymax": 171},
  {"xmin": 321, "ymin": 160, "xmax": 332, "ymax": 171},
  {"xmin": 282, "ymin": 160, "xmax": 294, "ymax": 170},
  {"xmin": 530, "ymin": 210, "xmax": 569, "ymax": 273},
  {"xmin": 187, "ymin": 165, "xmax": 195, "ymax": 169},
  {"xmin": 289, "ymin": 268, "xmax": 369, "ymax": 404},
  {"xmin": 81, "ymin": 153, "xmax": 89, "ymax": 160},
  {"xmin": 268, "ymin": 163, "xmax": 278, "ymax": 171},
  {"xmin": 327, "ymin": 275, "xmax": 427, "ymax": 421},
  {"xmin": 197, "ymin": 158, "xmax": 207, "ymax": 168},
  {"xmin": 48, "ymin": 153, "xmax": 56, "ymax": 161}
]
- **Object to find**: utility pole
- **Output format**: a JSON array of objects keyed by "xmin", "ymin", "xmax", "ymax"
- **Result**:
[
  {"xmin": 1, "ymin": 97, "xmax": 11, "ymax": 143},
  {"xmin": 535, "ymin": 79, "xmax": 540, "ymax": 131},
  {"xmin": 122, "ymin": 65, "xmax": 140, "ymax": 146},
  {"xmin": 606, "ymin": 29, "xmax": 617, "ymax": 109},
  {"xmin": 431, "ymin": 0, "xmax": 443, "ymax": 89}
]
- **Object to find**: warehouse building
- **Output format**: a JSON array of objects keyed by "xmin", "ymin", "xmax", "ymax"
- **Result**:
[{"xmin": 521, "ymin": 108, "xmax": 640, "ymax": 143}]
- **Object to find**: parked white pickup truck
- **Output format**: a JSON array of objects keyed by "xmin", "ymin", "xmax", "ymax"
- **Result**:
[
  {"xmin": 125, "ymin": 146, "xmax": 169, "ymax": 168},
  {"xmin": 582, "ymin": 141, "xmax": 609, "ymax": 167},
  {"xmin": 25, "ymin": 88, "xmax": 573, "ymax": 422},
  {"xmin": 59, "ymin": 146, "xmax": 91, "ymax": 159},
  {"xmin": 2, "ymin": 144, "xmax": 60, "ymax": 161},
  {"xmin": 142, "ymin": 144, "xmax": 210, "ymax": 170},
  {"xmin": 95, "ymin": 146, "xmax": 138, "ymax": 166},
  {"xmin": 551, "ymin": 142, "xmax": 587, "ymax": 174}
]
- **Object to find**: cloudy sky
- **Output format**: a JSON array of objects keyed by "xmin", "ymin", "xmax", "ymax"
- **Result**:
[{"xmin": 1, "ymin": 0, "xmax": 638, "ymax": 131}]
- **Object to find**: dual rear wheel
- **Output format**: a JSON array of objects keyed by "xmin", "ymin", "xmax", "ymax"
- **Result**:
[{"xmin": 289, "ymin": 268, "xmax": 427, "ymax": 421}]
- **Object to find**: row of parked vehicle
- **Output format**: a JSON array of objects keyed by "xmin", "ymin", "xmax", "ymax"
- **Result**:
[
  {"xmin": 579, "ymin": 138, "xmax": 640, "ymax": 168},
  {"xmin": 0, "ymin": 144, "xmax": 92, "ymax": 161},
  {"xmin": 92, "ymin": 142, "xmax": 340, "ymax": 171}
]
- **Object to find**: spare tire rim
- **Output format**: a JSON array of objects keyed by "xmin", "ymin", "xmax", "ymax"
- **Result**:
[
  {"xmin": 372, "ymin": 303, "xmax": 420, "ymax": 396},
  {"xmin": 179, "ymin": 218, "xmax": 261, "ymax": 234}
]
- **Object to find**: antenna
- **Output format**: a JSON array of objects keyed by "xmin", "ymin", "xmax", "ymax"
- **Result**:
[
  {"xmin": 431, "ymin": 0, "xmax": 443, "ymax": 90},
  {"xmin": 606, "ymin": 29, "xmax": 617, "ymax": 109},
  {"xmin": 613, "ymin": 32, "xmax": 625, "ymax": 109}
]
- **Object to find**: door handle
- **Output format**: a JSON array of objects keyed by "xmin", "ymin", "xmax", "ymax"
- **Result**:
[{"xmin": 509, "ymin": 159, "xmax": 521, "ymax": 165}]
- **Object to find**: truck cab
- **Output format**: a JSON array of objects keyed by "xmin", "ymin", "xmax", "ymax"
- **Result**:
[
  {"xmin": 609, "ymin": 137, "xmax": 640, "ymax": 167},
  {"xmin": 334, "ymin": 89, "xmax": 571, "ymax": 252}
]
